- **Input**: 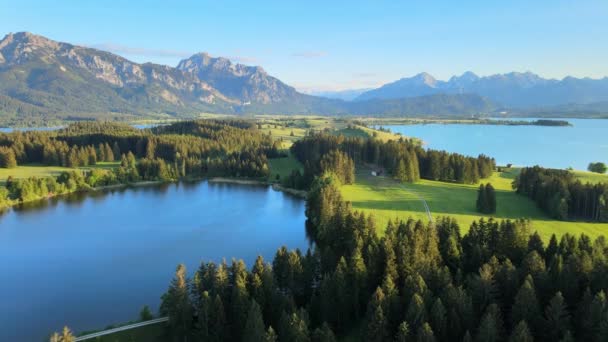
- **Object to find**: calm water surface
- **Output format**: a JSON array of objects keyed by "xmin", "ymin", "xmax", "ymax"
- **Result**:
[
  {"xmin": 383, "ymin": 118, "xmax": 608, "ymax": 170},
  {"xmin": 0, "ymin": 181, "xmax": 308, "ymax": 341}
]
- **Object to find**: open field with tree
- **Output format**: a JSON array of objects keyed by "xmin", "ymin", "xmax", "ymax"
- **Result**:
[
  {"xmin": 341, "ymin": 167, "xmax": 608, "ymax": 241},
  {"xmin": 573, "ymin": 169, "xmax": 608, "ymax": 184},
  {"xmin": 0, "ymin": 162, "xmax": 120, "ymax": 185},
  {"xmin": 268, "ymin": 153, "xmax": 303, "ymax": 180}
]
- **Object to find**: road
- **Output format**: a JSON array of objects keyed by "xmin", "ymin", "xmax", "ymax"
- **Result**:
[{"xmin": 74, "ymin": 317, "xmax": 168, "ymax": 341}]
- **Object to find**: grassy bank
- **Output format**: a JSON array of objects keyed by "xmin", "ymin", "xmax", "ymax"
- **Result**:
[
  {"xmin": 341, "ymin": 168, "xmax": 608, "ymax": 241},
  {"xmin": 0, "ymin": 162, "xmax": 120, "ymax": 185}
]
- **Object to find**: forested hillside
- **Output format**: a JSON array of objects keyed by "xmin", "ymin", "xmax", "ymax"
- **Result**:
[
  {"xmin": 158, "ymin": 173, "xmax": 608, "ymax": 342},
  {"xmin": 0, "ymin": 120, "xmax": 279, "ymax": 206}
]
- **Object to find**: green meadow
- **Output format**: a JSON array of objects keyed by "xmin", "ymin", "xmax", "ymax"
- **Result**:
[
  {"xmin": 341, "ymin": 167, "xmax": 608, "ymax": 241},
  {"xmin": 0, "ymin": 162, "xmax": 120, "ymax": 185}
]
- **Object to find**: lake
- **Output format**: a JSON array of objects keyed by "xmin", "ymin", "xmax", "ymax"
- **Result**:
[
  {"xmin": 382, "ymin": 118, "xmax": 608, "ymax": 170},
  {"xmin": 0, "ymin": 181, "xmax": 308, "ymax": 341}
]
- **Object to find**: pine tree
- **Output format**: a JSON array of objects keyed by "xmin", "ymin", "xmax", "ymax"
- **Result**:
[
  {"xmin": 112, "ymin": 142, "xmax": 121, "ymax": 160},
  {"xmin": 62, "ymin": 326, "xmax": 75, "ymax": 342},
  {"xmin": 365, "ymin": 288, "xmax": 388, "ymax": 342},
  {"xmin": 560, "ymin": 331, "xmax": 575, "ymax": 342},
  {"xmin": 280, "ymin": 311, "xmax": 310, "ymax": 342},
  {"xmin": 98, "ymin": 143, "xmax": 106, "ymax": 162},
  {"xmin": 49, "ymin": 332, "xmax": 61, "ymax": 342},
  {"xmin": 462, "ymin": 330, "xmax": 473, "ymax": 342},
  {"xmin": 486, "ymin": 183, "xmax": 497, "ymax": 213},
  {"xmin": 0, "ymin": 147, "xmax": 17, "ymax": 168},
  {"xmin": 409, "ymin": 149, "xmax": 420, "ymax": 182},
  {"xmin": 160, "ymin": 264, "xmax": 193, "ymax": 341},
  {"xmin": 430, "ymin": 298, "xmax": 447, "ymax": 341},
  {"xmin": 265, "ymin": 326, "xmax": 278, "ymax": 342},
  {"xmin": 395, "ymin": 321, "xmax": 410, "ymax": 342},
  {"xmin": 146, "ymin": 138, "xmax": 156, "ymax": 159},
  {"xmin": 232, "ymin": 260, "xmax": 251, "ymax": 339},
  {"xmin": 477, "ymin": 184, "xmax": 488, "ymax": 213},
  {"xmin": 417, "ymin": 322, "xmax": 436, "ymax": 342},
  {"xmin": 243, "ymin": 300, "xmax": 266, "ymax": 342},
  {"xmin": 140, "ymin": 305, "xmax": 153, "ymax": 321},
  {"xmin": 527, "ymin": 232, "xmax": 545, "ymax": 256},
  {"xmin": 195, "ymin": 291, "xmax": 211, "ymax": 341},
  {"xmin": 511, "ymin": 275, "xmax": 541, "ymax": 335},
  {"xmin": 583, "ymin": 291, "xmax": 607, "ymax": 341},
  {"xmin": 406, "ymin": 293, "xmax": 427, "ymax": 331},
  {"xmin": 349, "ymin": 248, "xmax": 368, "ymax": 319},
  {"xmin": 476, "ymin": 304, "xmax": 503, "ymax": 342},
  {"xmin": 544, "ymin": 292, "xmax": 571, "ymax": 341},
  {"xmin": 105, "ymin": 143, "xmax": 114, "ymax": 162},
  {"xmin": 210, "ymin": 294, "xmax": 226, "ymax": 342},
  {"xmin": 367, "ymin": 305, "xmax": 387, "ymax": 342},
  {"xmin": 508, "ymin": 321, "xmax": 533, "ymax": 342},
  {"xmin": 395, "ymin": 158, "xmax": 408, "ymax": 182},
  {"xmin": 311, "ymin": 323, "xmax": 336, "ymax": 342}
]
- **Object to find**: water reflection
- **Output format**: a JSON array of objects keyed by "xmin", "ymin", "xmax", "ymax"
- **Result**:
[{"xmin": 0, "ymin": 180, "xmax": 308, "ymax": 341}]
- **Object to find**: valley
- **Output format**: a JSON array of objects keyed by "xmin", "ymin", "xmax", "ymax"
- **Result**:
[{"xmin": 2, "ymin": 7, "xmax": 608, "ymax": 341}]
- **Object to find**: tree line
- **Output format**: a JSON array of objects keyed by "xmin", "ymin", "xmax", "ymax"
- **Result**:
[
  {"xmin": 289, "ymin": 133, "xmax": 494, "ymax": 188},
  {"xmin": 514, "ymin": 166, "xmax": 608, "ymax": 222},
  {"xmin": 0, "ymin": 120, "xmax": 279, "ymax": 208},
  {"xmin": 0, "ymin": 120, "xmax": 279, "ymax": 172},
  {"xmin": 157, "ymin": 172, "xmax": 608, "ymax": 342}
]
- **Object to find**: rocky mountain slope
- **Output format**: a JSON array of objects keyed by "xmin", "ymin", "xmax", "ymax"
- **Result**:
[{"xmin": 0, "ymin": 32, "xmax": 505, "ymax": 125}]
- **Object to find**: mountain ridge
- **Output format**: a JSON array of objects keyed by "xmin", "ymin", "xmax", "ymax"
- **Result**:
[
  {"xmin": 356, "ymin": 71, "xmax": 608, "ymax": 107},
  {"xmin": 3, "ymin": 32, "xmax": 604, "ymax": 125},
  {"xmin": 0, "ymin": 32, "xmax": 502, "ymax": 124}
]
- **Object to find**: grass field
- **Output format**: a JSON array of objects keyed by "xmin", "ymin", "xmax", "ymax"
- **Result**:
[
  {"xmin": 268, "ymin": 153, "xmax": 303, "ymax": 180},
  {"xmin": 341, "ymin": 167, "xmax": 608, "ymax": 241},
  {"xmin": 258, "ymin": 117, "xmax": 405, "ymax": 148},
  {"xmin": 572, "ymin": 170, "xmax": 608, "ymax": 184},
  {"xmin": 0, "ymin": 162, "xmax": 120, "ymax": 185}
]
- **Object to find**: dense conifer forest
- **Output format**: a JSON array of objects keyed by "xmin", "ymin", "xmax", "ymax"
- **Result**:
[
  {"xmin": 286, "ymin": 133, "xmax": 495, "ymax": 190},
  {"xmin": 159, "ymin": 173, "xmax": 608, "ymax": 342},
  {"xmin": 0, "ymin": 120, "xmax": 279, "ymax": 206},
  {"xmin": 15, "ymin": 120, "xmax": 606, "ymax": 341},
  {"xmin": 514, "ymin": 166, "xmax": 608, "ymax": 222}
]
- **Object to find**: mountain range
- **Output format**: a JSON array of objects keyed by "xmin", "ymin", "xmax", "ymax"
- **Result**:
[
  {"xmin": 0, "ymin": 32, "xmax": 606, "ymax": 125},
  {"xmin": 356, "ymin": 71, "xmax": 608, "ymax": 108},
  {"xmin": 306, "ymin": 88, "xmax": 372, "ymax": 101}
]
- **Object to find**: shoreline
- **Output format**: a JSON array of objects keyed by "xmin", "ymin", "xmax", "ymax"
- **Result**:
[
  {"xmin": 367, "ymin": 118, "xmax": 573, "ymax": 127},
  {"xmin": 209, "ymin": 177, "xmax": 308, "ymax": 198},
  {"xmin": 1, "ymin": 177, "xmax": 307, "ymax": 212},
  {"xmin": 0, "ymin": 179, "xmax": 169, "ymax": 211}
]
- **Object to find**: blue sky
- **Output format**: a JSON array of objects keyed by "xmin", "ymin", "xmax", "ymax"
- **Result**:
[{"xmin": 2, "ymin": 0, "xmax": 607, "ymax": 91}]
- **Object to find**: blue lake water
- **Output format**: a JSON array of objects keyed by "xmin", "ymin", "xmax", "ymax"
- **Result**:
[
  {"xmin": 382, "ymin": 118, "xmax": 608, "ymax": 170},
  {"xmin": 0, "ymin": 181, "xmax": 308, "ymax": 341}
]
